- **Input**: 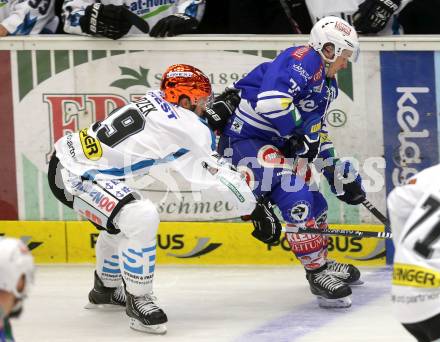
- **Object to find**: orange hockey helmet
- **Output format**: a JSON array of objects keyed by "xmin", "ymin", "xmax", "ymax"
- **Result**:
[{"xmin": 160, "ymin": 64, "xmax": 213, "ymax": 108}]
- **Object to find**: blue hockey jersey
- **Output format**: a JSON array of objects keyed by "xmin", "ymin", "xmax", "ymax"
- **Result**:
[{"xmin": 223, "ymin": 46, "xmax": 338, "ymax": 150}]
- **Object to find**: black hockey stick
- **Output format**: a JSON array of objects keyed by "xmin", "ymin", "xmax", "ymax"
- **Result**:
[
  {"xmin": 283, "ymin": 225, "xmax": 393, "ymax": 239},
  {"xmin": 362, "ymin": 198, "xmax": 390, "ymax": 228}
]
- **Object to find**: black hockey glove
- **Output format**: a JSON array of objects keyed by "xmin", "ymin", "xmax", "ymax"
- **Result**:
[
  {"xmin": 203, "ymin": 88, "xmax": 241, "ymax": 133},
  {"xmin": 79, "ymin": 3, "xmax": 149, "ymax": 40},
  {"xmin": 284, "ymin": 134, "xmax": 320, "ymax": 163},
  {"xmin": 150, "ymin": 13, "xmax": 198, "ymax": 37},
  {"xmin": 243, "ymin": 198, "xmax": 282, "ymax": 244},
  {"xmin": 353, "ymin": 0, "xmax": 401, "ymax": 34},
  {"xmin": 324, "ymin": 164, "xmax": 366, "ymax": 205}
]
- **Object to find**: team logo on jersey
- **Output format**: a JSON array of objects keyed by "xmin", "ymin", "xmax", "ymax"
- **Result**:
[
  {"xmin": 79, "ymin": 128, "xmax": 102, "ymax": 160},
  {"xmin": 292, "ymin": 46, "xmax": 310, "ymax": 60},
  {"xmin": 290, "ymin": 201, "xmax": 310, "ymax": 223}
]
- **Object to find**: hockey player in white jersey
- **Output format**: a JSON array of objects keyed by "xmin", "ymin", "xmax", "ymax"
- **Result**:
[
  {"xmin": 388, "ymin": 164, "xmax": 440, "ymax": 342},
  {"xmin": 47, "ymin": 64, "xmax": 274, "ymax": 334},
  {"xmin": 0, "ymin": 0, "xmax": 57, "ymax": 36},
  {"xmin": 62, "ymin": 0, "xmax": 205, "ymax": 39}
]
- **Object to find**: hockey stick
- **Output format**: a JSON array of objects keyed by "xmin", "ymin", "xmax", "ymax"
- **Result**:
[
  {"xmin": 283, "ymin": 225, "xmax": 393, "ymax": 239},
  {"xmin": 362, "ymin": 198, "xmax": 390, "ymax": 228}
]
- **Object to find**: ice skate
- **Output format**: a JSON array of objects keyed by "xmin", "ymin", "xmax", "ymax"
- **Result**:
[
  {"xmin": 306, "ymin": 265, "xmax": 352, "ymax": 309},
  {"xmin": 126, "ymin": 291, "xmax": 168, "ymax": 334},
  {"xmin": 85, "ymin": 272, "xmax": 126, "ymax": 310},
  {"xmin": 327, "ymin": 259, "xmax": 363, "ymax": 285}
]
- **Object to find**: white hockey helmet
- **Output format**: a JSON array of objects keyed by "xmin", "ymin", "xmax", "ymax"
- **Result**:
[
  {"xmin": 309, "ymin": 16, "xmax": 360, "ymax": 63},
  {"xmin": 0, "ymin": 237, "xmax": 35, "ymax": 299}
]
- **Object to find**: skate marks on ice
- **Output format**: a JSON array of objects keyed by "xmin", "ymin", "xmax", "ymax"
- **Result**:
[{"xmin": 235, "ymin": 267, "xmax": 413, "ymax": 342}]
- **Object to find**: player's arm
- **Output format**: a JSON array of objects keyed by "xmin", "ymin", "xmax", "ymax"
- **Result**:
[
  {"xmin": 150, "ymin": 0, "xmax": 205, "ymax": 37},
  {"xmin": 253, "ymin": 55, "xmax": 311, "ymax": 138},
  {"xmin": 0, "ymin": 0, "xmax": 54, "ymax": 35},
  {"xmin": 316, "ymin": 122, "xmax": 365, "ymax": 205}
]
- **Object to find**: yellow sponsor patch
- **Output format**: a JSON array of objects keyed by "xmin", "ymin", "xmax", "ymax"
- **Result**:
[
  {"xmin": 393, "ymin": 263, "xmax": 440, "ymax": 288},
  {"xmin": 79, "ymin": 128, "xmax": 102, "ymax": 160},
  {"xmin": 320, "ymin": 132, "xmax": 331, "ymax": 143},
  {"xmin": 310, "ymin": 122, "xmax": 321, "ymax": 133},
  {"xmin": 280, "ymin": 97, "xmax": 293, "ymax": 110}
]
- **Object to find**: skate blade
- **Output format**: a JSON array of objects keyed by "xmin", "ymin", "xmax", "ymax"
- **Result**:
[
  {"xmin": 349, "ymin": 279, "xmax": 364, "ymax": 286},
  {"xmin": 84, "ymin": 302, "xmax": 125, "ymax": 311},
  {"xmin": 129, "ymin": 318, "xmax": 167, "ymax": 335},
  {"xmin": 316, "ymin": 296, "xmax": 352, "ymax": 309}
]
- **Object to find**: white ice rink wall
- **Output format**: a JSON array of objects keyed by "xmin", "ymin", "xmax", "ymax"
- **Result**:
[{"xmin": 0, "ymin": 35, "xmax": 439, "ymax": 265}]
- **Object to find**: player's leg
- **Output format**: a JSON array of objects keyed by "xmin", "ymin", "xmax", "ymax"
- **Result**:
[
  {"xmin": 86, "ymin": 231, "xmax": 126, "ymax": 309},
  {"xmin": 114, "ymin": 199, "xmax": 167, "ymax": 334},
  {"xmin": 310, "ymin": 191, "xmax": 362, "ymax": 286},
  {"xmin": 47, "ymin": 155, "xmax": 167, "ymax": 333},
  {"xmin": 271, "ymin": 184, "xmax": 352, "ymax": 308}
]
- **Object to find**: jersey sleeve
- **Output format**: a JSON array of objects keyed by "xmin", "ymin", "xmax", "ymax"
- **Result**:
[
  {"xmin": 253, "ymin": 47, "xmax": 320, "ymax": 138},
  {"xmin": 62, "ymin": 0, "xmax": 93, "ymax": 35},
  {"xmin": 177, "ymin": 0, "xmax": 205, "ymax": 21},
  {"xmin": 1, "ymin": 0, "xmax": 55, "ymax": 34},
  {"xmin": 317, "ymin": 120, "xmax": 336, "ymax": 160}
]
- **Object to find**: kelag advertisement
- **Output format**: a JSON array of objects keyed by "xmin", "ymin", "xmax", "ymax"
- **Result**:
[{"xmin": 381, "ymin": 51, "xmax": 439, "ymax": 262}]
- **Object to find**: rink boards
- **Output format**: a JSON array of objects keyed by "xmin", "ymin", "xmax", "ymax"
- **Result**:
[{"xmin": 0, "ymin": 221, "xmax": 386, "ymax": 266}]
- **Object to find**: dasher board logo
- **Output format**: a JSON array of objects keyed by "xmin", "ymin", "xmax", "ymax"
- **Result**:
[
  {"xmin": 381, "ymin": 51, "xmax": 439, "ymax": 192},
  {"xmin": 0, "ymin": 233, "xmax": 43, "ymax": 251}
]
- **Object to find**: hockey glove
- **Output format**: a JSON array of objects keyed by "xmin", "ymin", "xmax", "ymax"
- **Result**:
[
  {"xmin": 353, "ymin": 0, "xmax": 401, "ymax": 34},
  {"xmin": 324, "ymin": 162, "xmax": 366, "ymax": 205},
  {"xmin": 203, "ymin": 88, "xmax": 241, "ymax": 133},
  {"xmin": 284, "ymin": 134, "xmax": 320, "ymax": 163},
  {"xmin": 243, "ymin": 198, "xmax": 282, "ymax": 244},
  {"xmin": 150, "ymin": 13, "xmax": 198, "ymax": 37},
  {"xmin": 79, "ymin": 3, "xmax": 149, "ymax": 40}
]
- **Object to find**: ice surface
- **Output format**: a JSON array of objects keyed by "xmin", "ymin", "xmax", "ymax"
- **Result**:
[{"xmin": 13, "ymin": 265, "xmax": 413, "ymax": 342}]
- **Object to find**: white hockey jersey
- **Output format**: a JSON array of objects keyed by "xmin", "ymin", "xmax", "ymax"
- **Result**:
[
  {"xmin": 305, "ymin": 0, "xmax": 411, "ymax": 35},
  {"xmin": 55, "ymin": 90, "xmax": 217, "ymax": 181},
  {"xmin": 388, "ymin": 164, "xmax": 440, "ymax": 323},
  {"xmin": 62, "ymin": 0, "xmax": 205, "ymax": 36},
  {"xmin": 0, "ymin": 0, "xmax": 56, "ymax": 35}
]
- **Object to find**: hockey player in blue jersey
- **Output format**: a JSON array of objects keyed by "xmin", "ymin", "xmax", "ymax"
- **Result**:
[{"xmin": 215, "ymin": 16, "xmax": 366, "ymax": 308}]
